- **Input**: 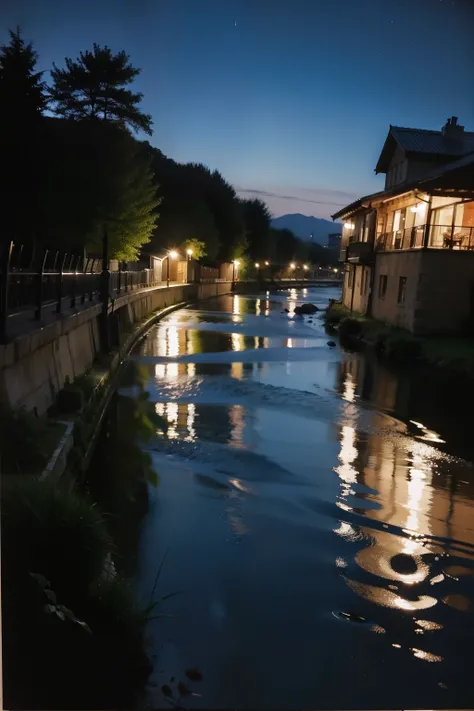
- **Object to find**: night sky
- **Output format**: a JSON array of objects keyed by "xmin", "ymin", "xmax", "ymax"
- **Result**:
[{"xmin": 3, "ymin": 0, "xmax": 473, "ymax": 219}]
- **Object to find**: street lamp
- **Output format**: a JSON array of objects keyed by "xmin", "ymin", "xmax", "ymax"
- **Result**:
[
  {"xmin": 290, "ymin": 262, "xmax": 296, "ymax": 279},
  {"xmin": 232, "ymin": 259, "xmax": 240, "ymax": 285},
  {"xmin": 187, "ymin": 248, "xmax": 193, "ymax": 261},
  {"xmin": 303, "ymin": 264, "xmax": 309, "ymax": 280},
  {"xmin": 165, "ymin": 249, "xmax": 178, "ymax": 287},
  {"xmin": 265, "ymin": 260, "xmax": 269, "ymax": 266}
]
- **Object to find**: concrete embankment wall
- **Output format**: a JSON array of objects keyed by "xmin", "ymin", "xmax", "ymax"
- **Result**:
[{"xmin": 0, "ymin": 281, "xmax": 231, "ymax": 415}]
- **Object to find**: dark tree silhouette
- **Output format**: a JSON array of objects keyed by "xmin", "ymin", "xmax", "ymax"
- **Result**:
[
  {"xmin": 0, "ymin": 27, "xmax": 46, "ymax": 131},
  {"xmin": 0, "ymin": 28, "xmax": 47, "ymax": 247},
  {"xmin": 39, "ymin": 121, "xmax": 160, "ymax": 259},
  {"xmin": 50, "ymin": 44, "xmax": 152, "ymax": 135},
  {"xmin": 240, "ymin": 198, "xmax": 271, "ymax": 261}
]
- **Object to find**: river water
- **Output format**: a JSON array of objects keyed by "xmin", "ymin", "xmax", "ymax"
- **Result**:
[{"xmin": 106, "ymin": 287, "xmax": 474, "ymax": 709}]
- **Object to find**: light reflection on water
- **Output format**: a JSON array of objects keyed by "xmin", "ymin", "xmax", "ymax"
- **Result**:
[{"xmin": 132, "ymin": 287, "xmax": 474, "ymax": 709}]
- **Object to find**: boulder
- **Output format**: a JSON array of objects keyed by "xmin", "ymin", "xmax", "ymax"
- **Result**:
[
  {"xmin": 295, "ymin": 303, "xmax": 318, "ymax": 315},
  {"xmin": 327, "ymin": 341, "xmax": 337, "ymax": 347}
]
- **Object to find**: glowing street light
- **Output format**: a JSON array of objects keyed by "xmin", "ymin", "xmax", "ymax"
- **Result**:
[
  {"xmin": 265, "ymin": 260, "xmax": 269, "ymax": 266},
  {"xmin": 255, "ymin": 262, "xmax": 260, "ymax": 268},
  {"xmin": 165, "ymin": 249, "xmax": 179, "ymax": 287},
  {"xmin": 186, "ymin": 248, "xmax": 193, "ymax": 259},
  {"xmin": 290, "ymin": 263, "xmax": 296, "ymax": 269},
  {"xmin": 303, "ymin": 264, "xmax": 309, "ymax": 270},
  {"xmin": 232, "ymin": 259, "xmax": 240, "ymax": 285}
]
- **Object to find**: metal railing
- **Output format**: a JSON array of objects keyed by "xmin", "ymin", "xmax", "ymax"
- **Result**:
[
  {"xmin": 0, "ymin": 242, "xmax": 182, "ymax": 342},
  {"xmin": 376, "ymin": 225, "xmax": 425, "ymax": 251},
  {"xmin": 376, "ymin": 224, "xmax": 474, "ymax": 252}
]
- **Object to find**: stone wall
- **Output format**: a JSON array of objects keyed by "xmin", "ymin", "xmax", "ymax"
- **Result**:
[
  {"xmin": 0, "ymin": 281, "xmax": 232, "ymax": 415},
  {"xmin": 342, "ymin": 264, "xmax": 371, "ymax": 315},
  {"xmin": 371, "ymin": 250, "xmax": 474, "ymax": 335},
  {"xmin": 371, "ymin": 251, "xmax": 422, "ymax": 331}
]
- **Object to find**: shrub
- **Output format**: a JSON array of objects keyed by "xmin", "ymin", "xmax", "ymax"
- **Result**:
[
  {"xmin": 57, "ymin": 383, "xmax": 84, "ymax": 413},
  {"xmin": 383, "ymin": 333, "xmax": 424, "ymax": 362},
  {"xmin": 0, "ymin": 409, "xmax": 65, "ymax": 474},
  {"xmin": 2, "ymin": 476, "xmax": 112, "ymax": 600},
  {"xmin": 339, "ymin": 317, "xmax": 363, "ymax": 339},
  {"xmin": 324, "ymin": 303, "xmax": 346, "ymax": 327}
]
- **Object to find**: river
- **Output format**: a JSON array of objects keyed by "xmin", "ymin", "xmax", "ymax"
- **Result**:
[{"xmin": 91, "ymin": 286, "xmax": 474, "ymax": 709}]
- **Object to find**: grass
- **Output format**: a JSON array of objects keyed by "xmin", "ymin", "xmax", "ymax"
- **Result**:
[
  {"xmin": 0, "ymin": 409, "xmax": 67, "ymax": 475},
  {"xmin": 1, "ymin": 474, "xmax": 153, "ymax": 710}
]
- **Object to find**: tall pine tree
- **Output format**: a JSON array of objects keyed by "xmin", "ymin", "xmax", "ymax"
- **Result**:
[
  {"xmin": 50, "ymin": 44, "xmax": 152, "ymax": 135},
  {"xmin": 0, "ymin": 28, "xmax": 46, "ymax": 247},
  {"xmin": 0, "ymin": 27, "xmax": 46, "ymax": 133}
]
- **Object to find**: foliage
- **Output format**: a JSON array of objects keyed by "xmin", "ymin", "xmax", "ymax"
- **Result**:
[
  {"xmin": 50, "ymin": 43, "xmax": 152, "ymax": 135},
  {"xmin": 2, "ymin": 475, "xmax": 152, "ymax": 709},
  {"xmin": 183, "ymin": 237, "xmax": 207, "ymax": 260},
  {"xmin": 339, "ymin": 317, "xmax": 364, "ymax": 340},
  {"xmin": 39, "ymin": 120, "xmax": 160, "ymax": 259},
  {"xmin": 0, "ymin": 27, "xmax": 47, "ymax": 131},
  {"xmin": 57, "ymin": 379, "xmax": 85, "ymax": 414},
  {"xmin": 240, "ymin": 197, "xmax": 271, "ymax": 261},
  {"xmin": 324, "ymin": 301, "xmax": 347, "ymax": 327},
  {"xmin": 0, "ymin": 28, "xmax": 46, "ymax": 245},
  {"xmin": 382, "ymin": 333, "xmax": 424, "ymax": 362},
  {"xmin": 0, "ymin": 409, "xmax": 66, "ymax": 474},
  {"xmin": 2, "ymin": 475, "xmax": 112, "ymax": 599}
]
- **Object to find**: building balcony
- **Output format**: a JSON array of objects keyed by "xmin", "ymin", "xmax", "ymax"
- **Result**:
[
  {"xmin": 376, "ymin": 224, "xmax": 474, "ymax": 252},
  {"xmin": 346, "ymin": 239, "xmax": 374, "ymax": 264}
]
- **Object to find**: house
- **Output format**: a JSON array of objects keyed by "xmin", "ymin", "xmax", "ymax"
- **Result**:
[{"xmin": 332, "ymin": 117, "xmax": 474, "ymax": 335}]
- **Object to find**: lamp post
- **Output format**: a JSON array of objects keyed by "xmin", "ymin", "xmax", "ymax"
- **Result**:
[
  {"xmin": 186, "ymin": 249, "xmax": 193, "ymax": 283},
  {"xmin": 290, "ymin": 262, "xmax": 296, "ymax": 280},
  {"xmin": 100, "ymin": 225, "xmax": 110, "ymax": 353},
  {"xmin": 303, "ymin": 264, "xmax": 309, "ymax": 281},
  {"xmin": 232, "ymin": 259, "xmax": 240, "ymax": 286},
  {"xmin": 165, "ymin": 250, "xmax": 178, "ymax": 288},
  {"xmin": 255, "ymin": 262, "xmax": 260, "ymax": 282}
]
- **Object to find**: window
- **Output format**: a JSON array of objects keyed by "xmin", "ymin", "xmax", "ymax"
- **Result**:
[
  {"xmin": 379, "ymin": 274, "xmax": 388, "ymax": 299},
  {"xmin": 398, "ymin": 277, "xmax": 407, "ymax": 304}
]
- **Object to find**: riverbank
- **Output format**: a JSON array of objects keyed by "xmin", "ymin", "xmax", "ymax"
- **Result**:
[{"xmin": 325, "ymin": 301, "xmax": 474, "ymax": 374}]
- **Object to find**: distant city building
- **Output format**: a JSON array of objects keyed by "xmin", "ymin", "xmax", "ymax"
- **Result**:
[{"xmin": 328, "ymin": 233, "xmax": 342, "ymax": 248}]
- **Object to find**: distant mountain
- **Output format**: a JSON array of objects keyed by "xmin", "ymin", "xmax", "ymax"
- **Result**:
[{"xmin": 271, "ymin": 213, "xmax": 341, "ymax": 244}]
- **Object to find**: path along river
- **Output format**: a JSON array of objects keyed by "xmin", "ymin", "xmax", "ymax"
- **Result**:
[{"xmin": 90, "ymin": 287, "xmax": 474, "ymax": 709}]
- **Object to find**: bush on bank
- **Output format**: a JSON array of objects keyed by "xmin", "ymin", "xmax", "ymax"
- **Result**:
[
  {"xmin": 324, "ymin": 302, "xmax": 425, "ymax": 364},
  {"xmin": 1, "ymin": 475, "xmax": 152, "ymax": 710}
]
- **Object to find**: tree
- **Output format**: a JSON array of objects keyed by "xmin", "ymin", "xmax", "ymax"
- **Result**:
[
  {"xmin": 38, "ymin": 121, "xmax": 159, "ymax": 260},
  {"xmin": 183, "ymin": 238, "xmax": 207, "ymax": 260},
  {"xmin": 240, "ymin": 198, "xmax": 271, "ymax": 261},
  {"xmin": 50, "ymin": 44, "xmax": 152, "ymax": 135},
  {"xmin": 0, "ymin": 28, "xmax": 47, "ymax": 246},
  {"xmin": 0, "ymin": 27, "xmax": 46, "ymax": 132}
]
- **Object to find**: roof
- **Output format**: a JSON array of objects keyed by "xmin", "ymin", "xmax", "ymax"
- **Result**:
[
  {"xmin": 331, "ymin": 150, "xmax": 474, "ymax": 221},
  {"xmin": 375, "ymin": 125, "xmax": 474, "ymax": 173}
]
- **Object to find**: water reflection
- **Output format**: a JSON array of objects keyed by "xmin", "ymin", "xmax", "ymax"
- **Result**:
[
  {"xmin": 125, "ymin": 289, "xmax": 474, "ymax": 708},
  {"xmin": 333, "ymin": 359, "xmax": 474, "ymax": 670}
]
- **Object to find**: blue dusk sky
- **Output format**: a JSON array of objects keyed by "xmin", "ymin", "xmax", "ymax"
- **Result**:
[{"xmin": 2, "ymin": 0, "xmax": 473, "ymax": 219}]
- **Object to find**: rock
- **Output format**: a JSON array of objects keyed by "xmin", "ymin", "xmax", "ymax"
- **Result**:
[
  {"xmin": 327, "ymin": 341, "xmax": 337, "ymax": 347},
  {"xmin": 297, "ymin": 303, "xmax": 318, "ymax": 315}
]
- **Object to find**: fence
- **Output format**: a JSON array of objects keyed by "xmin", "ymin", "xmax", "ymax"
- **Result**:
[
  {"xmin": 0, "ymin": 242, "xmax": 179, "ymax": 343},
  {"xmin": 376, "ymin": 224, "xmax": 474, "ymax": 252}
]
